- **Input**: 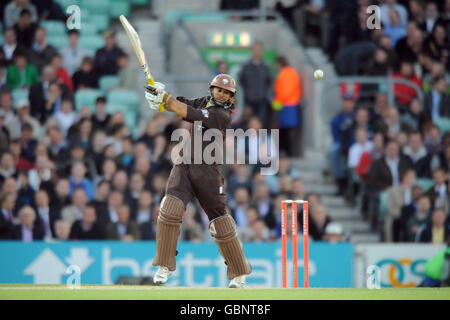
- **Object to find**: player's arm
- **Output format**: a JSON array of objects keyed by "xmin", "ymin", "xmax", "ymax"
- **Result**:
[{"xmin": 164, "ymin": 97, "xmax": 187, "ymax": 118}]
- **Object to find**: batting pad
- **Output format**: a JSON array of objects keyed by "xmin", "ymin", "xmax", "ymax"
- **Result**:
[
  {"xmin": 210, "ymin": 214, "xmax": 252, "ymax": 280},
  {"xmin": 152, "ymin": 195, "xmax": 185, "ymax": 271}
]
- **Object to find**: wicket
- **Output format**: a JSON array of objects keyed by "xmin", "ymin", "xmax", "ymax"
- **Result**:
[{"xmin": 281, "ymin": 200, "xmax": 309, "ymax": 288}]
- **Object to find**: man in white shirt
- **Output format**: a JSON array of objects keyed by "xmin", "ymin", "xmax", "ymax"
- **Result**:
[
  {"xmin": 348, "ymin": 127, "xmax": 374, "ymax": 169},
  {"xmin": 380, "ymin": 0, "xmax": 408, "ymax": 27},
  {"xmin": 60, "ymin": 29, "xmax": 92, "ymax": 76},
  {"xmin": 1, "ymin": 28, "xmax": 19, "ymax": 66}
]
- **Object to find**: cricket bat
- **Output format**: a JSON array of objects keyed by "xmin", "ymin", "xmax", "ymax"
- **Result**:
[{"xmin": 119, "ymin": 15, "xmax": 164, "ymax": 112}]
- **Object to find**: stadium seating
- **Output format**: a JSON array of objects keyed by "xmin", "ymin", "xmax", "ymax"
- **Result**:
[
  {"xmin": 41, "ymin": 20, "xmax": 67, "ymax": 37},
  {"xmin": 88, "ymin": 14, "xmax": 110, "ymax": 32},
  {"xmin": 99, "ymin": 75, "xmax": 120, "ymax": 94},
  {"xmin": 132, "ymin": 0, "xmax": 150, "ymax": 5},
  {"xmin": 107, "ymin": 90, "xmax": 140, "ymax": 132},
  {"xmin": 416, "ymin": 178, "xmax": 434, "ymax": 192},
  {"xmin": 80, "ymin": 0, "xmax": 110, "ymax": 14},
  {"xmin": 110, "ymin": 0, "xmax": 131, "ymax": 18},
  {"xmin": 434, "ymin": 117, "xmax": 450, "ymax": 133},
  {"xmin": 79, "ymin": 35, "xmax": 105, "ymax": 52},
  {"xmin": 75, "ymin": 89, "xmax": 104, "ymax": 112},
  {"xmin": 12, "ymin": 89, "xmax": 29, "ymax": 106},
  {"xmin": 107, "ymin": 103, "xmax": 137, "ymax": 130},
  {"xmin": 80, "ymin": 23, "xmax": 101, "ymax": 36},
  {"xmin": 47, "ymin": 34, "xmax": 69, "ymax": 50}
]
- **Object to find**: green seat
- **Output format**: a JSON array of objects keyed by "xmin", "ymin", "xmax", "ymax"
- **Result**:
[
  {"xmin": 55, "ymin": 0, "xmax": 78, "ymax": 9},
  {"xmin": 47, "ymin": 34, "xmax": 69, "ymax": 49},
  {"xmin": 75, "ymin": 89, "xmax": 104, "ymax": 112},
  {"xmin": 0, "ymin": 34, "xmax": 3, "ymax": 46},
  {"xmin": 79, "ymin": 35, "xmax": 105, "ymax": 52},
  {"xmin": 379, "ymin": 191, "xmax": 388, "ymax": 220},
  {"xmin": 99, "ymin": 75, "xmax": 120, "ymax": 93},
  {"xmin": 80, "ymin": 23, "xmax": 100, "ymax": 36},
  {"xmin": 89, "ymin": 13, "xmax": 110, "ymax": 31},
  {"xmin": 41, "ymin": 20, "xmax": 66, "ymax": 36},
  {"xmin": 434, "ymin": 118, "xmax": 450, "ymax": 133},
  {"xmin": 110, "ymin": 0, "xmax": 130, "ymax": 18},
  {"xmin": 12, "ymin": 89, "xmax": 29, "ymax": 106},
  {"xmin": 81, "ymin": 0, "xmax": 110, "ymax": 14},
  {"xmin": 132, "ymin": 0, "xmax": 150, "ymax": 6},
  {"xmin": 107, "ymin": 90, "xmax": 139, "ymax": 112},
  {"xmin": 416, "ymin": 178, "xmax": 434, "ymax": 192}
]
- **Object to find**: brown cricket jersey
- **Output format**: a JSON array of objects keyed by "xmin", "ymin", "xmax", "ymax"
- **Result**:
[{"xmin": 175, "ymin": 96, "xmax": 232, "ymax": 165}]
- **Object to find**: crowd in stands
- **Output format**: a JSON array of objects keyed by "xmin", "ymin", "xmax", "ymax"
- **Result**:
[
  {"xmin": 0, "ymin": 1, "xmax": 345, "ymax": 244},
  {"xmin": 327, "ymin": 0, "xmax": 450, "ymax": 243}
]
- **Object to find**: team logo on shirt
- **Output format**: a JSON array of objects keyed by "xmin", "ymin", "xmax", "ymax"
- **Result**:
[{"xmin": 201, "ymin": 109, "xmax": 209, "ymax": 118}]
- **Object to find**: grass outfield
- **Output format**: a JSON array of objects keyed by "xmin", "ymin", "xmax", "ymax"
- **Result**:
[{"xmin": 0, "ymin": 285, "xmax": 449, "ymax": 300}]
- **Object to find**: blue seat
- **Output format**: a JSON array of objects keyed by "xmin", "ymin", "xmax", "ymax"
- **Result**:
[
  {"xmin": 75, "ymin": 89, "xmax": 104, "ymax": 112},
  {"xmin": 99, "ymin": 75, "xmax": 120, "ymax": 94}
]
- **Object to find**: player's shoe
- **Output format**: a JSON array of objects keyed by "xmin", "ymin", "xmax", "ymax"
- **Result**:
[
  {"xmin": 153, "ymin": 266, "xmax": 171, "ymax": 285},
  {"xmin": 228, "ymin": 275, "xmax": 247, "ymax": 288}
]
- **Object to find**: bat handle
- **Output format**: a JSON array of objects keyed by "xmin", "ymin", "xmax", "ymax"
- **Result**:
[{"xmin": 147, "ymin": 78, "xmax": 164, "ymax": 112}]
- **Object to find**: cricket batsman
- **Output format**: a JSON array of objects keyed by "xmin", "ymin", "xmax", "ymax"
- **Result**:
[{"xmin": 144, "ymin": 74, "xmax": 252, "ymax": 288}]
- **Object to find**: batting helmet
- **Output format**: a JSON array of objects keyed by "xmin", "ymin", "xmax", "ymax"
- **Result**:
[{"xmin": 209, "ymin": 74, "xmax": 236, "ymax": 95}]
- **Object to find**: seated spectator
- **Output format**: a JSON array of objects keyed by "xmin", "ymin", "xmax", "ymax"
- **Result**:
[
  {"xmin": 401, "ymin": 194, "xmax": 432, "ymax": 241},
  {"xmin": 94, "ymin": 31, "xmax": 125, "ymax": 77},
  {"xmin": 117, "ymin": 53, "xmax": 138, "ymax": 91},
  {"xmin": 385, "ymin": 168, "xmax": 416, "ymax": 242},
  {"xmin": 68, "ymin": 161, "xmax": 94, "ymax": 200},
  {"xmin": 249, "ymin": 218, "xmax": 271, "ymax": 242},
  {"xmin": 425, "ymin": 168, "xmax": 448, "ymax": 210},
  {"xmin": 127, "ymin": 172, "xmax": 147, "ymax": 219},
  {"xmin": 395, "ymin": 22, "xmax": 424, "ymax": 64},
  {"xmin": 227, "ymin": 164, "xmax": 252, "ymax": 197},
  {"xmin": 106, "ymin": 204, "xmax": 141, "ymax": 241},
  {"xmin": 423, "ymin": 76, "xmax": 450, "ymax": 124},
  {"xmin": 0, "ymin": 152, "xmax": 17, "ymax": 184},
  {"xmin": 12, "ymin": 205, "xmax": 43, "ymax": 241},
  {"xmin": 34, "ymin": 189, "xmax": 60, "ymax": 240},
  {"xmin": 61, "ymin": 187, "xmax": 87, "ymax": 228},
  {"xmin": 69, "ymin": 204, "xmax": 104, "ymax": 240},
  {"xmin": 0, "ymin": 28, "xmax": 25, "ymax": 67},
  {"xmin": 3, "ymin": 0, "xmax": 38, "ymax": 29},
  {"xmin": 424, "ymin": 124, "xmax": 442, "ymax": 155},
  {"xmin": 0, "ymin": 192, "xmax": 15, "ymax": 239},
  {"xmin": 403, "ymin": 131, "xmax": 428, "ymax": 175},
  {"xmin": 291, "ymin": 178, "xmax": 306, "ymax": 202},
  {"xmin": 72, "ymin": 56, "xmax": 99, "ymax": 90},
  {"xmin": 51, "ymin": 53, "xmax": 74, "ymax": 92},
  {"xmin": 424, "ymin": 2, "xmax": 441, "ymax": 34},
  {"xmin": 54, "ymin": 99, "xmax": 77, "ymax": 138},
  {"xmin": 28, "ymin": 27, "xmax": 58, "ymax": 73},
  {"xmin": 323, "ymin": 222, "xmax": 344, "ymax": 243},
  {"xmin": 91, "ymin": 97, "xmax": 111, "ymax": 131},
  {"xmin": 251, "ymin": 182, "xmax": 275, "ymax": 229},
  {"xmin": 6, "ymin": 52, "xmax": 38, "ymax": 91},
  {"xmin": 416, "ymin": 208, "xmax": 450, "ymax": 243},
  {"xmin": 384, "ymin": 9, "xmax": 407, "ymax": 48},
  {"xmin": 60, "ymin": 29, "xmax": 92, "ymax": 77},
  {"xmin": 18, "ymin": 123, "xmax": 37, "ymax": 164},
  {"xmin": 181, "ymin": 203, "xmax": 204, "ymax": 242},
  {"xmin": 400, "ymin": 98, "xmax": 425, "ymax": 133},
  {"xmin": 229, "ymin": 186, "xmax": 251, "ymax": 228},
  {"xmin": 54, "ymin": 219, "xmax": 70, "ymax": 241},
  {"xmin": 53, "ymin": 177, "xmax": 71, "ymax": 208},
  {"xmin": 16, "ymin": 170, "xmax": 34, "ymax": 208},
  {"xmin": 309, "ymin": 204, "xmax": 332, "ymax": 241},
  {"xmin": 150, "ymin": 173, "xmax": 167, "ymax": 205},
  {"xmin": 392, "ymin": 60, "xmax": 423, "ymax": 109},
  {"xmin": 238, "ymin": 206, "xmax": 260, "ymax": 242},
  {"xmin": 68, "ymin": 118, "xmax": 93, "ymax": 151},
  {"xmin": 7, "ymin": 99, "xmax": 40, "ymax": 140},
  {"xmin": 330, "ymin": 93, "xmax": 355, "ymax": 193},
  {"xmin": 136, "ymin": 189, "xmax": 153, "ymax": 224},
  {"xmin": 13, "ymin": 8, "xmax": 37, "ymax": 48},
  {"xmin": 440, "ymin": 144, "xmax": 450, "ymax": 173}
]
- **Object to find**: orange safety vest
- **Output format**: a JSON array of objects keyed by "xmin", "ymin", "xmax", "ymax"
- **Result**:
[{"xmin": 273, "ymin": 66, "xmax": 302, "ymax": 106}]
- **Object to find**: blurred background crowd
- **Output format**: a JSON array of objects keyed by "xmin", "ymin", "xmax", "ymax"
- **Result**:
[{"xmin": 0, "ymin": 0, "xmax": 448, "ymax": 247}]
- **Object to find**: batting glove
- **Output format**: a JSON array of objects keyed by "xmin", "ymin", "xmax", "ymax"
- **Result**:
[{"xmin": 145, "ymin": 82, "xmax": 170, "ymax": 110}]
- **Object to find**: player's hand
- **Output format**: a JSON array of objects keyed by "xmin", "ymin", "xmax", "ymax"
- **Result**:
[{"xmin": 145, "ymin": 82, "xmax": 170, "ymax": 110}]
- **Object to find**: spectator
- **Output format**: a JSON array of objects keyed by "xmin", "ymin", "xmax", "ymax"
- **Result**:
[
  {"xmin": 323, "ymin": 222, "xmax": 344, "ymax": 243},
  {"xmin": 401, "ymin": 98, "xmax": 424, "ymax": 132},
  {"xmin": 227, "ymin": 164, "xmax": 252, "ymax": 198},
  {"xmin": 28, "ymin": 27, "xmax": 58, "ymax": 73},
  {"xmin": 365, "ymin": 47, "xmax": 392, "ymax": 76},
  {"xmin": 249, "ymin": 218, "xmax": 271, "ymax": 242},
  {"xmin": 0, "ymin": 192, "xmax": 15, "ymax": 239},
  {"xmin": 7, "ymin": 99, "xmax": 40, "ymax": 140},
  {"xmin": 28, "ymin": 65, "xmax": 60, "ymax": 123},
  {"xmin": 13, "ymin": 8, "xmax": 37, "ymax": 48},
  {"xmin": 229, "ymin": 186, "xmax": 251, "ymax": 228},
  {"xmin": 0, "ymin": 28, "xmax": 24, "ymax": 66},
  {"xmin": 402, "ymin": 194, "xmax": 432, "ymax": 242},
  {"xmin": 416, "ymin": 208, "xmax": 450, "ymax": 243},
  {"xmin": 384, "ymin": 9, "xmax": 407, "ymax": 47},
  {"xmin": 408, "ymin": 0, "xmax": 426, "ymax": 31},
  {"xmin": 330, "ymin": 93, "xmax": 355, "ymax": 193},
  {"xmin": 0, "ymin": 111, "xmax": 10, "ymax": 156},
  {"xmin": 68, "ymin": 161, "xmax": 94, "ymax": 200},
  {"xmin": 106, "ymin": 190, "xmax": 124, "ymax": 224},
  {"xmin": 238, "ymin": 206, "xmax": 260, "ymax": 242},
  {"xmin": 90, "ymin": 180, "xmax": 110, "ymax": 225},
  {"xmin": 34, "ymin": 189, "xmax": 60, "ymax": 240},
  {"xmin": 395, "ymin": 22, "xmax": 424, "ymax": 64},
  {"xmin": 91, "ymin": 96, "xmax": 110, "ymax": 131},
  {"xmin": 251, "ymin": 182, "xmax": 275, "ymax": 230},
  {"xmin": 53, "ymin": 99, "xmax": 77, "ymax": 137},
  {"xmin": 12, "ymin": 205, "xmax": 43, "ymax": 241},
  {"xmin": 424, "ymin": 124, "xmax": 442, "ymax": 155},
  {"xmin": 51, "ymin": 53, "xmax": 74, "ymax": 92},
  {"xmin": 18, "ymin": 122, "xmax": 37, "ymax": 164},
  {"xmin": 3, "ymin": 0, "xmax": 38, "ymax": 29},
  {"xmin": 106, "ymin": 204, "xmax": 140, "ymax": 241},
  {"xmin": 6, "ymin": 52, "xmax": 38, "ymax": 90},
  {"xmin": 423, "ymin": 76, "xmax": 450, "ymax": 124},
  {"xmin": 0, "ymin": 152, "xmax": 17, "ymax": 184},
  {"xmin": 375, "ymin": 107, "xmax": 411, "ymax": 140},
  {"xmin": 68, "ymin": 118, "xmax": 93, "ymax": 151},
  {"xmin": 69, "ymin": 204, "xmax": 104, "ymax": 240},
  {"xmin": 404, "ymin": 131, "xmax": 428, "ymax": 175},
  {"xmin": 419, "ymin": 235, "xmax": 450, "ymax": 287},
  {"xmin": 151, "ymin": 173, "xmax": 167, "ymax": 204},
  {"xmin": 117, "ymin": 53, "xmax": 138, "ymax": 91},
  {"xmin": 54, "ymin": 219, "xmax": 70, "ymax": 241},
  {"xmin": 53, "ymin": 177, "xmax": 71, "ymax": 207},
  {"xmin": 391, "ymin": 61, "xmax": 422, "ymax": 109},
  {"xmin": 61, "ymin": 187, "xmax": 87, "ymax": 228},
  {"xmin": 136, "ymin": 189, "xmax": 153, "ymax": 225},
  {"xmin": 214, "ymin": 60, "xmax": 228, "ymax": 76},
  {"xmin": 128, "ymin": 172, "xmax": 146, "ymax": 219},
  {"xmin": 425, "ymin": 168, "xmax": 448, "ymax": 210},
  {"xmin": 72, "ymin": 56, "xmax": 99, "ymax": 90},
  {"xmin": 385, "ymin": 168, "xmax": 416, "ymax": 242},
  {"xmin": 60, "ymin": 29, "xmax": 92, "ymax": 77},
  {"xmin": 181, "ymin": 203, "xmax": 204, "ymax": 242},
  {"xmin": 94, "ymin": 31, "xmax": 125, "ymax": 77},
  {"xmin": 380, "ymin": 0, "xmax": 408, "ymax": 28},
  {"xmin": 47, "ymin": 125, "xmax": 70, "ymax": 172},
  {"xmin": 424, "ymin": 2, "xmax": 440, "ymax": 34},
  {"xmin": 309, "ymin": 203, "xmax": 333, "ymax": 241},
  {"xmin": 238, "ymin": 41, "xmax": 272, "ymax": 122},
  {"xmin": 272, "ymin": 56, "xmax": 302, "ymax": 156}
]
